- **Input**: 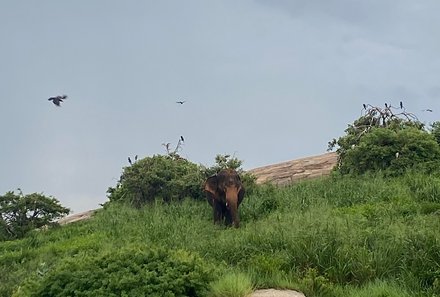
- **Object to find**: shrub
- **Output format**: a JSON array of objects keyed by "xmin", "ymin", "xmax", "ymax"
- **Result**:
[
  {"xmin": 107, "ymin": 154, "xmax": 257, "ymax": 207},
  {"xmin": 107, "ymin": 155, "xmax": 205, "ymax": 206},
  {"xmin": 15, "ymin": 247, "xmax": 215, "ymax": 297},
  {"xmin": 0, "ymin": 190, "xmax": 69, "ymax": 241},
  {"xmin": 329, "ymin": 105, "xmax": 440, "ymax": 176}
]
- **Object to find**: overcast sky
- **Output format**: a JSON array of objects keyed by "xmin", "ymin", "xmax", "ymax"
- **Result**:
[{"xmin": 1, "ymin": 1, "xmax": 440, "ymax": 214}]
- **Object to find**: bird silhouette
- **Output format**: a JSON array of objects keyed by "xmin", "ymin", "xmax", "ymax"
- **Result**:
[
  {"xmin": 180, "ymin": 136, "xmax": 185, "ymax": 142},
  {"xmin": 176, "ymin": 100, "xmax": 186, "ymax": 104},
  {"xmin": 128, "ymin": 157, "xmax": 132, "ymax": 165},
  {"xmin": 134, "ymin": 155, "xmax": 138, "ymax": 161},
  {"xmin": 48, "ymin": 95, "xmax": 68, "ymax": 107},
  {"xmin": 385, "ymin": 103, "xmax": 388, "ymax": 108},
  {"xmin": 422, "ymin": 109, "xmax": 433, "ymax": 112},
  {"xmin": 400, "ymin": 101, "xmax": 404, "ymax": 109},
  {"xmin": 363, "ymin": 103, "xmax": 367, "ymax": 110}
]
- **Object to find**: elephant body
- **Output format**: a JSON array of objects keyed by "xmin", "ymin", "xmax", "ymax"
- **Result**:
[{"xmin": 204, "ymin": 169, "xmax": 245, "ymax": 228}]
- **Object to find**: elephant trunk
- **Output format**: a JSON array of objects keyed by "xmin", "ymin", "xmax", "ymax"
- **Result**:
[{"xmin": 225, "ymin": 189, "xmax": 240, "ymax": 228}]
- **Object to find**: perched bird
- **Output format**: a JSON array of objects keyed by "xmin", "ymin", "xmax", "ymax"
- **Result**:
[
  {"xmin": 135, "ymin": 155, "xmax": 138, "ymax": 161},
  {"xmin": 400, "ymin": 101, "xmax": 404, "ymax": 109},
  {"xmin": 128, "ymin": 157, "xmax": 132, "ymax": 165},
  {"xmin": 363, "ymin": 103, "xmax": 367, "ymax": 110},
  {"xmin": 176, "ymin": 100, "xmax": 186, "ymax": 104},
  {"xmin": 180, "ymin": 136, "xmax": 185, "ymax": 142},
  {"xmin": 162, "ymin": 142, "xmax": 171, "ymax": 151},
  {"xmin": 48, "ymin": 95, "xmax": 68, "ymax": 107},
  {"xmin": 385, "ymin": 103, "xmax": 388, "ymax": 108}
]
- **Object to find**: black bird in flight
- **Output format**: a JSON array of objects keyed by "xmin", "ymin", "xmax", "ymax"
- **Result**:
[
  {"xmin": 422, "ymin": 109, "xmax": 433, "ymax": 112},
  {"xmin": 128, "ymin": 157, "xmax": 132, "ymax": 165},
  {"xmin": 48, "ymin": 95, "xmax": 68, "ymax": 107},
  {"xmin": 176, "ymin": 100, "xmax": 186, "ymax": 104}
]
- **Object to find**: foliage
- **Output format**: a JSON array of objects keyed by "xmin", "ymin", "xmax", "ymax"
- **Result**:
[
  {"xmin": 430, "ymin": 121, "xmax": 440, "ymax": 145},
  {"xmin": 107, "ymin": 154, "xmax": 257, "ymax": 207},
  {"xmin": 3, "ymin": 172, "xmax": 440, "ymax": 296},
  {"xmin": 15, "ymin": 247, "xmax": 214, "ymax": 297},
  {"xmin": 107, "ymin": 155, "xmax": 205, "ymax": 206},
  {"xmin": 0, "ymin": 190, "xmax": 69, "ymax": 241},
  {"xmin": 328, "ymin": 104, "xmax": 440, "ymax": 175}
]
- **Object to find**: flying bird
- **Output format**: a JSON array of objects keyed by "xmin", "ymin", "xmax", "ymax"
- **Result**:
[
  {"xmin": 176, "ymin": 100, "xmax": 186, "ymax": 104},
  {"xmin": 128, "ymin": 157, "xmax": 132, "ymax": 165},
  {"xmin": 48, "ymin": 95, "xmax": 68, "ymax": 107},
  {"xmin": 422, "ymin": 109, "xmax": 433, "ymax": 112}
]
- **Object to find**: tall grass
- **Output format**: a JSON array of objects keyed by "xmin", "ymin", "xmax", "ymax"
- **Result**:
[{"xmin": 1, "ymin": 171, "xmax": 440, "ymax": 296}]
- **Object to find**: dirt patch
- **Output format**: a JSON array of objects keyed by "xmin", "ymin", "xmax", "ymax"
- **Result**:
[{"xmin": 251, "ymin": 289, "xmax": 305, "ymax": 297}]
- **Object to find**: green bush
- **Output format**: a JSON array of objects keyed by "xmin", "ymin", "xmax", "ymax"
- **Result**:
[
  {"xmin": 107, "ymin": 154, "xmax": 257, "ymax": 207},
  {"xmin": 0, "ymin": 190, "xmax": 69, "ymax": 241},
  {"xmin": 15, "ymin": 247, "xmax": 214, "ymax": 297},
  {"xmin": 107, "ymin": 155, "xmax": 205, "ymax": 206}
]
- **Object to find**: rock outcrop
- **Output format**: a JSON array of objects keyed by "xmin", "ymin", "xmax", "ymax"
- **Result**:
[{"xmin": 248, "ymin": 152, "xmax": 338, "ymax": 186}]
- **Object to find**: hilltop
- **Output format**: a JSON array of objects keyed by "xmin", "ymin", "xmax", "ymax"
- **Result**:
[{"xmin": 59, "ymin": 152, "xmax": 339, "ymax": 225}]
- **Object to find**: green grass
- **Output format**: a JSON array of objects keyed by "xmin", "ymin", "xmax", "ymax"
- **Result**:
[
  {"xmin": 210, "ymin": 272, "xmax": 254, "ymax": 297},
  {"xmin": 2, "ymin": 171, "xmax": 440, "ymax": 296}
]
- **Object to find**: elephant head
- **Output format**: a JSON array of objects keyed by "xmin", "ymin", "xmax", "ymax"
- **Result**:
[{"xmin": 204, "ymin": 168, "xmax": 245, "ymax": 228}]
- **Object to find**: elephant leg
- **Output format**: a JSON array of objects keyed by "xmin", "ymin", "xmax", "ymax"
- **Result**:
[
  {"xmin": 224, "ymin": 205, "xmax": 233, "ymax": 226},
  {"xmin": 213, "ymin": 200, "xmax": 224, "ymax": 224}
]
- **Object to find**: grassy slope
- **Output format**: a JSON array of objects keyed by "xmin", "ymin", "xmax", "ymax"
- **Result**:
[{"xmin": 1, "ymin": 172, "xmax": 440, "ymax": 296}]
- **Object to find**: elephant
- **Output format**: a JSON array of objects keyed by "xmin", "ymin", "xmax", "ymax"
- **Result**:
[{"xmin": 204, "ymin": 168, "xmax": 245, "ymax": 228}]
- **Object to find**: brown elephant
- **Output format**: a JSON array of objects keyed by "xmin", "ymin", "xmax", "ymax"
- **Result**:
[{"xmin": 204, "ymin": 168, "xmax": 245, "ymax": 228}]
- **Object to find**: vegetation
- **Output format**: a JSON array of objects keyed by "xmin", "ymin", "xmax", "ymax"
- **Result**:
[
  {"xmin": 0, "ymin": 190, "xmax": 69, "ymax": 241},
  {"xmin": 328, "ymin": 103, "xmax": 440, "ymax": 175},
  {"xmin": 107, "ymin": 154, "xmax": 256, "ymax": 207},
  {"xmin": 1, "ymin": 171, "xmax": 440, "ymax": 296},
  {"xmin": 14, "ymin": 247, "xmax": 214, "ymax": 297},
  {"xmin": 3, "ymin": 105, "xmax": 440, "ymax": 296}
]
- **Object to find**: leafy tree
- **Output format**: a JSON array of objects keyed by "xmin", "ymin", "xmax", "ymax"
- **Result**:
[
  {"xmin": 107, "ymin": 154, "xmax": 257, "ymax": 207},
  {"xmin": 429, "ymin": 121, "xmax": 440, "ymax": 145},
  {"xmin": 107, "ymin": 155, "xmax": 205, "ymax": 207},
  {"xmin": 0, "ymin": 190, "xmax": 70, "ymax": 241},
  {"xmin": 328, "ymin": 104, "xmax": 440, "ymax": 175}
]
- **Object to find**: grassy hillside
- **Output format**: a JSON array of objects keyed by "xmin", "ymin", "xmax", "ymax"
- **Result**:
[{"xmin": 1, "ymin": 171, "xmax": 440, "ymax": 296}]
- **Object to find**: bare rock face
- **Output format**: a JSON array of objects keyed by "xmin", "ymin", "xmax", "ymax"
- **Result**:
[
  {"xmin": 57, "ymin": 209, "xmax": 97, "ymax": 225},
  {"xmin": 248, "ymin": 152, "xmax": 338, "ymax": 186},
  {"xmin": 251, "ymin": 289, "xmax": 306, "ymax": 297}
]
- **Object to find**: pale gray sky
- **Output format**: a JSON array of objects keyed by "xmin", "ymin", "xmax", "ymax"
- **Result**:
[{"xmin": 1, "ymin": 1, "xmax": 439, "ymax": 213}]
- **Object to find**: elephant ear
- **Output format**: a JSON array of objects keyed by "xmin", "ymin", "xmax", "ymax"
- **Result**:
[{"xmin": 204, "ymin": 175, "xmax": 218, "ymax": 195}]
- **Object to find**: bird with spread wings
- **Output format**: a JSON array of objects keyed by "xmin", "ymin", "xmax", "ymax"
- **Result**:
[{"xmin": 48, "ymin": 95, "xmax": 68, "ymax": 107}]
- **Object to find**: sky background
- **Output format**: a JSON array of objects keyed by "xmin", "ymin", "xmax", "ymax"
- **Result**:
[{"xmin": 1, "ymin": 0, "xmax": 440, "ymax": 214}]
